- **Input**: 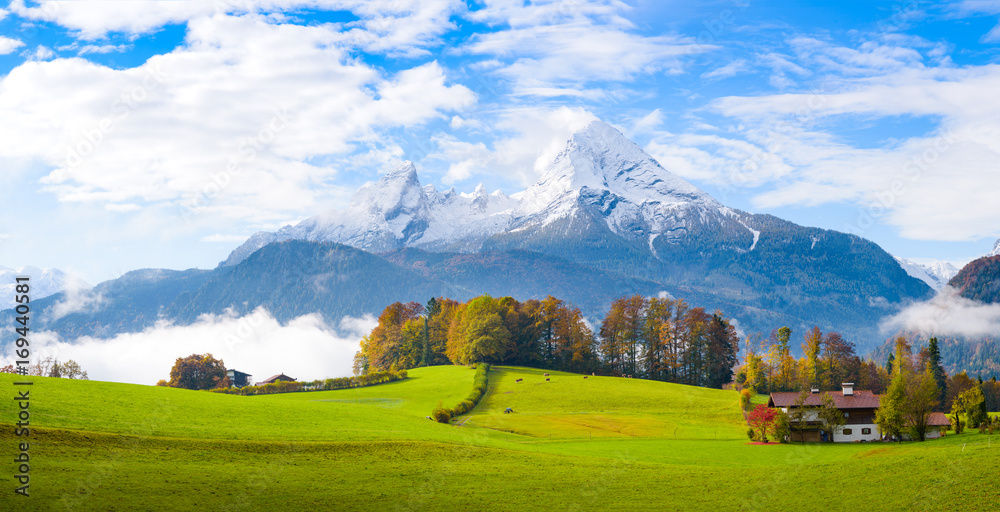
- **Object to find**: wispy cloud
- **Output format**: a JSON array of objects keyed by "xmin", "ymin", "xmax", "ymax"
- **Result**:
[
  {"xmin": 700, "ymin": 58, "xmax": 749, "ymax": 80},
  {"xmin": 48, "ymin": 281, "xmax": 104, "ymax": 322},
  {"xmin": 0, "ymin": 36, "xmax": 24, "ymax": 55},
  {"xmin": 9, "ymin": 0, "xmax": 463, "ymax": 54},
  {"xmin": 881, "ymin": 286, "xmax": 1000, "ymax": 338},
  {"xmin": 464, "ymin": 1, "xmax": 711, "ymax": 97},
  {"xmin": 427, "ymin": 106, "xmax": 598, "ymax": 185}
]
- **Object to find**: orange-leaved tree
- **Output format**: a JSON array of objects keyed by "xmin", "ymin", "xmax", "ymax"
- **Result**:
[
  {"xmin": 168, "ymin": 353, "xmax": 226, "ymax": 390},
  {"xmin": 747, "ymin": 404, "xmax": 778, "ymax": 443}
]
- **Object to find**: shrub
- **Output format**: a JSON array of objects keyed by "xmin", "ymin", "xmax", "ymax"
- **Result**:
[
  {"xmin": 432, "ymin": 403, "xmax": 451, "ymax": 423},
  {"xmin": 747, "ymin": 428, "xmax": 756, "ymax": 441},
  {"xmin": 951, "ymin": 414, "xmax": 965, "ymax": 435},
  {"xmin": 774, "ymin": 410, "xmax": 791, "ymax": 443},
  {"xmin": 430, "ymin": 363, "xmax": 490, "ymax": 422},
  {"xmin": 739, "ymin": 389, "xmax": 753, "ymax": 411}
]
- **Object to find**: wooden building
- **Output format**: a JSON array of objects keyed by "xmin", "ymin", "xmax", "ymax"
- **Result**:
[
  {"xmin": 768, "ymin": 383, "xmax": 881, "ymax": 442},
  {"xmin": 226, "ymin": 369, "xmax": 253, "ymax": 388}
]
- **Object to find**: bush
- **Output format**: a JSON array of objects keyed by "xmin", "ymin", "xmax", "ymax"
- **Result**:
[
  {"xmin": 432, "ymin": 403, "xmax": 451, "ymax": 423},
  {"xmin": 739, "ymin": 389, "xmax": 753, "ymax": 411},
  {"xmin": 774, "ymin": 410, "xmax": 791, "ymax": 443},
  {"xmin": 209, "ymin": 369, "xmax": 408, "ymax": 396},
  {"xmin": 430, "ymin": 363, "xmax": 490, "ymax": 423},
  {"xmin": 747, "ymin": 428, "xmax": 757, "ymax": 441},
  {"xmin": 951, "ymin": 414, "xmax": 965, "ymax": 434}
]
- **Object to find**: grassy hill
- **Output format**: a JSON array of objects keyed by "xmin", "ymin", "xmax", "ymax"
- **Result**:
[{"xmin": 2, "ymin": 367, "xmax": 998, "ymax": 511}]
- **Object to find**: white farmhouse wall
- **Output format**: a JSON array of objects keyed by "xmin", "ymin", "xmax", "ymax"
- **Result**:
[{"xmin": 833, "ymin": 424, "xmax": 880, "ymax": 442}]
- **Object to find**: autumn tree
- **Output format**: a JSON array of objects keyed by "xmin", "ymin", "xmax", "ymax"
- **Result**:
[
  {"xmin": 744, "ymin": 352, "xmax": 766, "ymax": 394},
  {"xmin": 168, "ymin": 353, "xmax": 227, "ymax": 390},
  {"xmin": 820, "ymin": 332, "xmax": 855, "ymax": 389},
  {"xmin": 902, "ymin": 368, "xmax": 940, "ymax": 441},
  {"xmin": 773, "ymin": 327, "xmax": 793, "ymax": 391},
  {"xmin": 447, "ymin": 295, "xmax": 511, "ymax": 365},
  {"xmin": 355, "ymin": 301, "xmax": 424, "ymax": 373},
  {"xmin": 787, "ymin": 390, "xmax": 815, "ymax": 441},
  {"xmin": 953, "ymin": 386, "xmax": 987, "ymax": 429},
  {"xmin": 818, "ymin": 393, "xmax": 846, "ymax": 442},
  {"xmin": 876, "ymin": 370, "xmax": 906, "ymax": 442},
  {"xmin": 747, "ymin": 404, "xmax": 778, "ymax": 443},
  {"xmin": 53, "ymin": 360, "xmax": 89, "ymax": 380},
  {"xmin": 946, "ymin": 371, "xmax": 977, "ymax": 412},
  {"xmin": 801, "ymin": 327, "xmax": 823, "ymax": 388}
]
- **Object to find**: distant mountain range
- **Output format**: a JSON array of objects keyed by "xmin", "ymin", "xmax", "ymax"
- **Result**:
[
  {"xmin": 949, "ymin": 254, "xmax": 1000, "ymax": 304},
  {"xmin": 894, "ymin": 257, "xmax": 960, "ymax": 290},
  {"xmin": 0, "ymin": 266, "xmax": 87, "ymax": 306},
  {"xmin": 4, "ymin": 121, "xmax": 939, "ymax": 356}
]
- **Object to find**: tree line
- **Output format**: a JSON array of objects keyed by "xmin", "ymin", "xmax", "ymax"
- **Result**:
[
  {"xmin": 737, "ymin": 328, "xmax": 999, "ymax": 414},
  {"xmin": 354, "ymin": 294, "xmax": 740, "ymax": 389}
]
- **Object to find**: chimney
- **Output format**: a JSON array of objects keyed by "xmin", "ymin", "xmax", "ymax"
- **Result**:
[
  {"xmin": 842, "ymin": 383, "xmax": 854, "ymax": 396},
  {"xmin": 810, "ymin": 388, "xmax": 819, "ymax": 394}
]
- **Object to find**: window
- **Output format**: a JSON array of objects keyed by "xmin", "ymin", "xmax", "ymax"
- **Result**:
[
  {"xmin": 843, "ymin": 428, "xmax": 853, "ymax": 435},
  {"xmin": 862, "ymin": 428, "xmax": 871, "ymax": 435}
]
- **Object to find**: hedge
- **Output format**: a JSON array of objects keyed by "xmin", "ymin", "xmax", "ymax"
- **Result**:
[
  {"xmin": 432, "ymin": 363, "xmax": 490, "ymax": 423},
  {"xmin": 210, "ymin": 369, "xmax": 408, "ymax": 396}
]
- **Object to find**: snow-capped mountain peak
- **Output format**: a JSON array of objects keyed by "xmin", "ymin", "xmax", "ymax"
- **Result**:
[
  {"xmin": 894, "ymin": 256, "xmax": 960, "ymax": 290},
  {"xmin": 989, "ymin": 238, "xmax": 1000, "ymax": 257},
  {"xmin": 350, "ymin": 160, "xmax": 424, "ymax": 214},
  {"xmin": 222, "ymin": 120, "xmax": 736, "ymax": 265},
  {"xmin": 518, "ymin": 121, "xmax": 716, "ymax": 211},
  {"xmin": 0, "ymin": 265, "xmax": 90, "ymax": 305}
]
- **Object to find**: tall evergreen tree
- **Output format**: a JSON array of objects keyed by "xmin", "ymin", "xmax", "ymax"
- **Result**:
[{"xmin": 926, "ymin": 337, "xmax": 947, "ymax": 408}]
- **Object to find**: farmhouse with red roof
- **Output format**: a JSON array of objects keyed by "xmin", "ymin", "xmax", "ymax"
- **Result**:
[{"xmin": 768, "ymin": 383, "xmax": 880, "ymax": 442}]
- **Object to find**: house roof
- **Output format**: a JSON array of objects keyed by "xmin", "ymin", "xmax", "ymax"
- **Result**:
[
  {"xmin": 261, "ymin": 373, "xmax": 296, "ymax": 383},
  {"xmin": 769, "ymin": 390, "xmax": 880, "ymax": 409},
  {"xmin": 927, "ymin": 412, "xmax": 951, "ymax": 427}
]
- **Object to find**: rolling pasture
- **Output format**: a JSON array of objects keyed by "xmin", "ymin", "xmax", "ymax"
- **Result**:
[{"xmin": 1, "ymin": 367, "xmax": 997, "ymax": 511}]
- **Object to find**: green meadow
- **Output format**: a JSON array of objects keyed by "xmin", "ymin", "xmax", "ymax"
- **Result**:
[{"xmin": 2, "ymin": 367, "xmax": 998, "ymax": 511}]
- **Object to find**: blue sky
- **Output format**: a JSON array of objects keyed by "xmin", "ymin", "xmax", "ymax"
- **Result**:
[{"xmin": 3, "ymin": 0, "xmax": 1000, "ymax": 285}]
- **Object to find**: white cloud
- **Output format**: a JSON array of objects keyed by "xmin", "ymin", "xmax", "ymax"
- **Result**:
[
  {"xmin": 0, "ymin": 308, "xmax": 377, "ymax": 385},
  {"xmin": 0, "ymin": 14, "xmax": 474, "ymax": 228},
  {"xmin": 696, "ymin": 35, "xmax": 1000, "ymax": 241},
  {"xmin": 9, "ymin": 0, "xmax": 462, "ymax": 54},
  {"xmin": 700, "ymin": 58, "xmax": 749, "ymax": 80},
  {"xmin": 0, "ymin": 36, "xmax": 24, "ymax": 55},
  {"xmin": 954, "ymin": 1, "xmax": 1000, "ymax": 41},
  {"xmin": 21, "ymin": 45, "xmax": 55, "ymax": 61},
  {"xmin": 78, "ymin": 44, "xmax": 131, "ymax": 55},
  {"xmin": 427, "ymin": 106, "xmax": 598, "ymax": 185},
  {"xmin": 48, "ymin": 280, "xmax": 104, "ymax": 322},
  {"xmin": 464, "ymin": 1, "xmax": 711, "ymax": 96},
  {"xmin": 881, "ymin": 286, "xmax": 1000, "ymax": 338}
]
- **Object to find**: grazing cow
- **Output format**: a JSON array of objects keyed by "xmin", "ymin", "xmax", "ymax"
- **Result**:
[
  {"xmin": 516, "ymin": 378, "xmax": 523, "ymax": 383},
  {"xmin": 545, "ymin": 378, "xmax": 550, "ymax": 381},
  {"xmin": 583, "ymin": 376, "xmax": 588, "ymax": 379},
  {"xmin": 504, "ymin": 407, "xmax": 514, "ymax": 414},
  {"xmin": 543, "ymin": 373, "xmax": 550, "ymax": 376}
]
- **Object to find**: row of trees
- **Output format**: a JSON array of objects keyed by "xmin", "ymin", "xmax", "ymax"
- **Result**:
[
  {"xmin": 354, "ymin": 294, "xmax": 740, "ymax": 389},
  {"xmin": 211, "ymin": 369, "xmax": 408, "ymax": 396},
  {"xmin": 1, "ymin": 357, "xmax": 89, "ymax": 379},
  {"xmin": 875, "ymin": 337, "xmax": 942, "ymax": 441},
  {"xmin": 738, "ymin": 326, "xmax": 872, "ymax": 394}
]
